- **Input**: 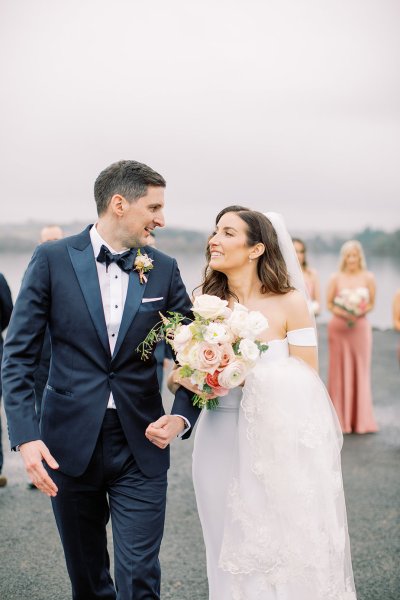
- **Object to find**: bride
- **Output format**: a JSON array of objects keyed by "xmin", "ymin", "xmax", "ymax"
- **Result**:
[{"xmin": 169, "ymin": 206, "xmax": 357, "ymax": 600}]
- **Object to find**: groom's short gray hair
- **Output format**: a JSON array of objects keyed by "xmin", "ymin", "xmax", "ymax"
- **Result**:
[{"xmin": 94, "ymin": 160, "xmax": 166, "ymax": 215}]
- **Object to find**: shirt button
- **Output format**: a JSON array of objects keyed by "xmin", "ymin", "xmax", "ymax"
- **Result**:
[
  {"xmin": 115, "ymin": 305, "xmax": 118, "ymax": 308},
  {"xmin": 115, "ymin": 275, "xmax": 118, "ymax": 279},
  {"xmin": 111, "ymin": 333, "xmax": 115, "ymax": 337}
]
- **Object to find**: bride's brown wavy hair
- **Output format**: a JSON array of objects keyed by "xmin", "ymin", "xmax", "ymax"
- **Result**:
[{"xmin": 198, "ymin": 206, "xmax": 294, "ymax": 302}]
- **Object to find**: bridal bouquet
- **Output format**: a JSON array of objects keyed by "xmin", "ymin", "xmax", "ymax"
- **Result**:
[
  {"xmin": 333, "ymin": 288, "xmax": 369, "ymax": 327},
  {"xmin": 137, "ymin": 294, "xmax": 269, "ymax": 409}
]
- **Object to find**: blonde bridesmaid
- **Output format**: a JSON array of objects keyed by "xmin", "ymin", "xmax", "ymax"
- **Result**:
[
  {"xmin": 327, "ymin": 240, "xmax": 378, "ymax": 433},
  {"xmin": 393, "ymin": 289, "xmax": 400, "ymax": 365},
  {"xmin": 292, "ymin": 238, "xmax": 321, "ymax": 315},
  {"xmin": 393, "ymin": 289, "xmax": 400, "ymax": 331}
]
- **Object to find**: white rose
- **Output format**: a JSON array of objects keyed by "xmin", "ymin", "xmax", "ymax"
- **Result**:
[
  {"xmin": 227, "ymin": 304, "xmax": 268, "ymax": 340},
  {"xmin": 192, "ymin": 294, "xmax": 229, "ymax": 320},
  {"xmin": 172, "ymin": 324, "xmax": 193, "ymax": 351},
  {"xmin": 226, "ymin": 304, "xmax": 250, "ymax": 338},
  {"xmin": 203, "ymin": 322, "xmax": 230, "ymax": 344},
  {"xmin": 176, "ymin": 341, "xmax": 201, "ymax": 370},
  {"xmin": 218, "ymin": 360, "xmax": 248, "ymax": 389},
  {"xmin": 238, "ymin": 339, "xmax": 260, "ymax": 364},
  {"xmin": 245, "ymin": 311, "xmax": 269, "ymax": 338}
]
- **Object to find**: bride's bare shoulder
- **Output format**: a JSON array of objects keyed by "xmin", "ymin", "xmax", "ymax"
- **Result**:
[
  {"xmin": 281, "ymin": 290, "xmax": 312, "ymax": 328},
  {"xmin": 281, "ymin": 289, "xmax": 307, "ymax": 308}
]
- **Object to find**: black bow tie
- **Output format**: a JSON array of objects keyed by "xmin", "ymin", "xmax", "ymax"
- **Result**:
[{"xmin": 96, "ymin": 245, "xmax": 135, "ymax": 273}]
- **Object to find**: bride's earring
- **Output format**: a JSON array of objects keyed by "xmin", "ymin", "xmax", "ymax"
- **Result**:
[{"xmin": 248, "ymin": 256, "xmax": 253, "ymax": 262}]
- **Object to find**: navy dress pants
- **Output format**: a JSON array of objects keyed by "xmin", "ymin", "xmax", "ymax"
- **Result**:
[{"xmin": 49, "ymin": 410, "xmax": 168, "ymax": 600}]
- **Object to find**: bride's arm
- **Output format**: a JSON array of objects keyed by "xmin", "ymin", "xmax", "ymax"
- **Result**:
[
  {"xmin": 167, "ymin": 366, "xmax": 180, "ymax": 394},
  {"xmin": 284, "ymin": 290, "xmax": 318, "ymax": 371}
]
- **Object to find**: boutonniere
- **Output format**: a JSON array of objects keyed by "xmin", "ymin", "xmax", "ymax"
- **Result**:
[{"xmin": 134, "ymin": 249, "xmax": 154, "ymax": 284}]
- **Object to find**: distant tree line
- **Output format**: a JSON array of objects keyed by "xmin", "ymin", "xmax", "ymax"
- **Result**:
[
  {"xmin": 0, "ymin": 223, "xmax": 399, "ymax": 260},
  {"xmin": 306, "ymin": 227, "xmax": 400, "ymax": 259}
]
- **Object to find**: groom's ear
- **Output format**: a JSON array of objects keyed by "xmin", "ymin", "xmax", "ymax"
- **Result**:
[{"xmin": 109, "ymin": 194, "xmax": 126, "ymax": 217}]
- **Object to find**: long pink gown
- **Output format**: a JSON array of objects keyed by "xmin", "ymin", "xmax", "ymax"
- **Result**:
[{"xmin": 328, "ymin": 287, "xmax": 378, "ymax": 434}]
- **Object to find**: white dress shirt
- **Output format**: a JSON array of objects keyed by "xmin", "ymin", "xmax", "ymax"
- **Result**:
[{"xmin": 90, "ymin": 224, "xmax": 129, "ymax": 409}]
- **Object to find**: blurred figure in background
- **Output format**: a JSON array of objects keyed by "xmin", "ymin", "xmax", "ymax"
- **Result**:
[
  {"xmin": 27, "ymin": 226, "xmax": 64, "ymax": 489},
  {"xmin": 40, "ymin": 225, "xmax": 64, "ymax": 244},
  {"xmin": 146, "ymin": 232, "xmax": 173, "ymax": 389},
  {"xmin": 34, "ymin": 226, "xmax": 64, "ymax": 419},
  {"xmin": 392, "ymin": 289, "xmax": 400, "ymax": 365},
  {"xmin": 292, "ymin": 238, "xmax": 320, "ymax": 315},
  {"xmin": 393, "ymin": 289, "xmax": 400, "ymax": 331},
  {"xmin": 0, "ymin": 271, "xmax": 13, "ymax": 487},
  {"xmin": 327, "ymin": 240, "xmax": 378, "ymax": 433}
]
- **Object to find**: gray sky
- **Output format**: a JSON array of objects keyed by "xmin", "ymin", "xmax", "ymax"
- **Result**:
[{"xmin": 1, "ymin": 0, "xmax": 399, "ymax": 233}]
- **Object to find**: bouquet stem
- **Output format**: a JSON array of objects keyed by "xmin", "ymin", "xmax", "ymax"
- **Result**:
[{"xmin": 192, "ymin": 394, "xmax": 220, "ymax": 410}]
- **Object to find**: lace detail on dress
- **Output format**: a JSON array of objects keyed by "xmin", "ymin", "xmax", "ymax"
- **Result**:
[{"xmin": 219, "ymin": 357, "xmax": 357, "ymax": 600}]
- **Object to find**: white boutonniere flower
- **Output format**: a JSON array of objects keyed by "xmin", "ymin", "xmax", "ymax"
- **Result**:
[{"xmin": 134, "ymin": 249, "xmax": 154, "ymax": 284}]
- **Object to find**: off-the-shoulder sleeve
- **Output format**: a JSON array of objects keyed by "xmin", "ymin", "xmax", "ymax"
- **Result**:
[{"xmin": 287, "ymin": 327, "xmax": 317, "ymax": 346}]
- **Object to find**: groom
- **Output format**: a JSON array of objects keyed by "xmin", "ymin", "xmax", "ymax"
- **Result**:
[{"xmin": 2, "ymin": 160, "xmax": 200, "ymax": 600}]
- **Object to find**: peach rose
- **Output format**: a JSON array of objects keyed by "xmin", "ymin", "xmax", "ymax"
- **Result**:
[{"xmin": 219, "ymin": 343, "xmax": 236, "ymax": 368}]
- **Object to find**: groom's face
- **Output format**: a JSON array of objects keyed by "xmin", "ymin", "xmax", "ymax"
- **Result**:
[{"xmin": 121, "ymin": 185, "xmax": 165, "ymax": 247}]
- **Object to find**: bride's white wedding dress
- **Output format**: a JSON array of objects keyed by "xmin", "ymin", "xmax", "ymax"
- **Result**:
[{"xmin": 192, "ymin": 328, "xmax": 357, "ymax": 600}]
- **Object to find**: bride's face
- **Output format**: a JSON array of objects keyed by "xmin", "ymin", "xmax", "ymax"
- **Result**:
[{"xmin": 208, "ymin": 212, "xmax": 254, "ymax": 273}]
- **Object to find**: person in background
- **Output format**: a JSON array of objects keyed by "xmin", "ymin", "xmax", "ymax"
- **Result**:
[
  {"xmin": 146, "ymin": 232, "xmax": 173, "ymax": 389},
  {"xmin": 26, "ymin": 225, "xmax": 64, "ymax": 490},
  {"xmin": 292, "ymin": 237, "xmax": 321, "ymax": 315},
  {"xmin": 327, "ymin": 240, "xmax": 378, "ymax": 434},
  {"xmin": 0, "ymin": 271, "xmax": 13, "ymax": 487},
  {"xmin": 393, "ymin": 289, "xmax": 400, "ymax": 332},
  {"xmin": 34, "ymin": 225, "xmax": 64, "ymax": 420},
  {"xmin": 392, "ymin": 289, "xmax": 400, "ymax": 365},
  {"xmin": 40, "ymin": 225, "xmax": 64, "ymax": 244}
]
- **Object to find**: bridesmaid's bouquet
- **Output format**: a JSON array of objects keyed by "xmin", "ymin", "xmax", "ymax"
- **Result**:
[
  {"xmin": 333, "ymin": 287, "xmax": 369, "ymax": 327},
  {"xmin": 137, "ymin": 294, "xmax": 269, "ymax": 409}
]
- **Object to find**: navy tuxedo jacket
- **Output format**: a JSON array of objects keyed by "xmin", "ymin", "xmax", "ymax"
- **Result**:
[{"xmin": 2, "ymin": 226, "xmax": 200, "ymax": 477}]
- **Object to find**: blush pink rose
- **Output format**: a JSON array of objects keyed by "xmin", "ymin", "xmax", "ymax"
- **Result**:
[{"xmin": 197, "ymin": 342, "xmax": 223, "ymax": 374}]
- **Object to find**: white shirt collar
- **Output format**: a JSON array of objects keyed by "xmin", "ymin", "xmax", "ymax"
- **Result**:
[{"xmin": 90, "ymin": 223, "xmax": 127, "ymax": 257}]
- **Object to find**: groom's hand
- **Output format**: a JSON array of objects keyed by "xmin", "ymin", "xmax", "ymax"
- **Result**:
[
  {"xmin": 145, "ymin": 415, "xmax": 185, "ymax": 449},
  {"xmin": 19, "ymin": 440, "xmax": 59, "ymax": 497}
]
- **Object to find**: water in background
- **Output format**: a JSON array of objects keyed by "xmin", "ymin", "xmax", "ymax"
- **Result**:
[{"xmin": 1, "ymin": 251, "xmax": 399, "ymax": 330}]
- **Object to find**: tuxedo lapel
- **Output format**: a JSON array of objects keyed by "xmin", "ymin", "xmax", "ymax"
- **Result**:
[
  {"xmin": 112, "ymin": 259, "xmax": 147, "ymax": 359},
  {"xmin": 67, "ymin": 232, "xmax": 111, "ymax": 359}
]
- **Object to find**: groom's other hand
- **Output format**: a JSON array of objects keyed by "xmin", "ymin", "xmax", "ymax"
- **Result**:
[
  {"xmin": 19, "ymin": 440, "xmax": 59, "ymax": 497},
  {"xmin": 145, "ymin": 415, "xmax": 185, "ymax": 449}
]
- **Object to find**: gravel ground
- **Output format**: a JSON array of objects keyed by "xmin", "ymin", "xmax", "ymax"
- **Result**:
[{"xmin": 0, "ymin": 326, "xmax": 399, "ymax": 600}]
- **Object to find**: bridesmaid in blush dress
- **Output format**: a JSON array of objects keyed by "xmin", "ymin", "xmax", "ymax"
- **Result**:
[
  {"xmin": 293, "ymin": 238, "xmax": 321, "ymax": 315},
  {"xmin": 327, "ymin": 240, "xmax": 378, "ymax": 433}
]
